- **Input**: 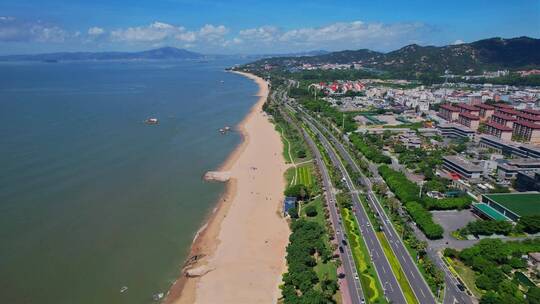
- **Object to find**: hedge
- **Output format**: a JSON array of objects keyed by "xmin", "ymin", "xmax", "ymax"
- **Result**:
[{"xmin": 405, "ymin": 202, "xmax": 444, "ymax": 239}]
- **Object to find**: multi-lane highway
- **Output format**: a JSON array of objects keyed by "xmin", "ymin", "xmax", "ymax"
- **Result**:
[
  {"xmin": 301, "ymin": 111, "xmax": 437, "ymax": 304},
  {"xmin": 303, "ymin": 118, "xmax": 407, "ymax": 304},
  {"xmin": 298, "ymin": 106, "xmax": 473, "ymax": 304},
  {"xmin": 278, "ymin": 108, "xmax": 364, "ymax": 304}
]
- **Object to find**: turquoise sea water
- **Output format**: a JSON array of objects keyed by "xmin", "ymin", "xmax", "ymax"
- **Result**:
[{"xmin": 0, "ymin": 60, "xmax": 257, "ymax": 303}]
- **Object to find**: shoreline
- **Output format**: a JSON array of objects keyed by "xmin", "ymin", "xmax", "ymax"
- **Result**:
[{"xmin": 165, "ymin": 71, "xmax": 289, "ymax": 304}]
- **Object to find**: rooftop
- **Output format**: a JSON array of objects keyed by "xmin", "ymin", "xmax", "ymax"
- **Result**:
[
  {"xmin": 456, "ymin": 103, "xmax": 480, "ymax": 112},
  {"xmin": 459, "ymin": 112, "xmax": 480, "ymax": 120},
  {"xmin": 443, "ymin": 155, "xmax": 484, "ymax": 172},
  {"xmin": 493, "ymin": 103, "xmax": 514, "ymax": 109},
  {"xmin": 516, "ymin": 112, "xmax": 540, "ymax": 121},
  {"xmin": 473, "ymin": 203, "xmax": 510, "ymax": 221},
  {"xmin": 521, "ymin": 108, "xmax": 540, "ymax": 116},
  {"xmin": 514, "ymin": 120, "xmax": 540, "ymax": 129},
  {"xmin": 492, "ymin": 112, "xmax": 518, "ymax": 121},
  {"xmin": 485, "ymin": 121, "xmax": 513, "ymax": 131},
  {"xmin": 498, "ymin": 108, "xmax": 520, "ymax": 116},
  {"xmin": 484, "ymin": 192, "xmax": 540, "ymax": 217},
  {"xmin": 475, "ymin": 103, "xmax": 495, "ymax": 110}
]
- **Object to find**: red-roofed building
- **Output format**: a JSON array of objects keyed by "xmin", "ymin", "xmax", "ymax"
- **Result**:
[
  {"xmin": 493, "ymin": 103, "xmax": 514, "ymax": 110},
  {"xmin": 513, "ymin": 121, "xmax": 540, "ymax": 144},
  {"xmin": 497, "ymin": 107, "xmax": 520, "ymax": 116},
  {"xmin": 491, "ymin": 112, "xmax": 518, "ymax": 128},
  {"xmin": 438, "ymin": 104, "xmax": 460, "ymax": 121},
  {"xmin": 484, "ymin": 121, "xmax": 513, "ymax": 141},
  {"xmin": 521, "ymin": 108, "xmax": 540, "ymax": 118},
  {"xmin": 475, "ymin": 103, "xmax": 495, "ymax": 121},
  {"xmin": 516, "ymin": 112, "xmax": 540, "ymax": 124},
  {"xmin": 458, "ymin": 112, "xmax": 480, "ymax": 130},
  {"xmin": 456, "ymin": 103, "xmax": 480, "ymax": 116}
]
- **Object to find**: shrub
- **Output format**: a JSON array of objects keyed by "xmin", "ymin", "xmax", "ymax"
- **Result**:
[
  {"xmin": 405, "ymin": 201, "xmax": 443, "ymax": 239},
  {"xmin": 305, "ymin": 205, "xmax": 318, "ymax": 217}
]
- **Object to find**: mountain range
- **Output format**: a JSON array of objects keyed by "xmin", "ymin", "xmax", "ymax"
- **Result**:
[
  {"xmin": 246, "ymin": 36, "xmax": 540, "ymax": 75},
  {"xmin": 0, "ymin": 47, "xmax": 205, "ymax": 62}
]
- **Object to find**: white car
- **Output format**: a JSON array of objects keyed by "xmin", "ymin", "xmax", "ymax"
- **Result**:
[{"xmin": 354, "ymin": 274, "xmax": 359, "ymax": 280}]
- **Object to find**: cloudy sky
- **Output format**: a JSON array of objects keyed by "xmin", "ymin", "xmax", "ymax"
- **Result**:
[{"xmin": 0, "ymin": 0, "xmax": 539, "ymax": 55}]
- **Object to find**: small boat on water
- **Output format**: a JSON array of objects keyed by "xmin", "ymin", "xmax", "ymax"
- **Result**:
[
  {"xmin": 145, "ymin": 118, "xmax": 159, "ymax": 125},
  {"xmin": 120, "ymin": 286, "xmax": 128, "ymax": 293},
  {"xmin": 153, "ymin": 293, "xmax": 164, "ymax": 301},
  {"xmin": 219, "ymin": 125, "xmax": 231, "ymax": 134}
]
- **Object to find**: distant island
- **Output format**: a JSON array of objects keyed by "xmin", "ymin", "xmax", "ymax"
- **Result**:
[{"xmin": 0, "ymin": 47, "xmax": 205, "ymax": 62}]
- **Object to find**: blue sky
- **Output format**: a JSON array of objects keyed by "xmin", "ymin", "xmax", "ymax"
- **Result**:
[{"xmin": 0, "ymin": 0, "xmax": 539, "ymax": 54}]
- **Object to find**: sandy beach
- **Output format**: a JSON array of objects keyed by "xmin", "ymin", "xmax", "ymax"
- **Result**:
[{"xmin": 166, "ymin": 71, "xmax": 290, "ymax": 304}]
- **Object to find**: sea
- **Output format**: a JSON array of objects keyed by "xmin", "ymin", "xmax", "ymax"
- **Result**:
[{"xmin": 0, "ymin": 59, "xmax": 258, "ymax": 303}]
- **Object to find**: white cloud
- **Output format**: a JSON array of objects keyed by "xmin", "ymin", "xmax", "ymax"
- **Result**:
[
  {"xmin": 239, "ymin": 26, "xmax": 279, "ymax": 42},
  {"xmin": 108, "ymin": 22, "xmax": 228, "ymax": 46},
  {"xmin": 231, "ymin": 20, "xmax": 427, "ymax": 52},
  {"xmin": 110, "ymin": 21, "xmax": 182, "ymax": 42},
  {"xmin": 88, "ymin": 27, "xmax": 105, "ymax": 36},
  {"xmin": 0, "ymin": 17, "xmax": 68, "ymax": 42},
  {"xmin": 452, "ymin": 39, "xmax": 464, "ymax": 45}
]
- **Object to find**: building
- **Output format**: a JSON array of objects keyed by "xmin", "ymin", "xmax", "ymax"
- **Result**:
[
  {"xmin": 475, "ymin": 103, "xmax": 495, "ymax": 121},
  {"xmin": 479, "ymin": 135, "xmax": 540, "ymax": 158},
  {"xmin": 458, "ymin": 112, "xmax": 480, "ymax": 130},
  {"xmin": 438, "ymin": 104, "xmax": 461, "ymax": 121},
  {"xmin": 438, "ymin": 123, "xmax": 475, "ymax": 140},
  {"xmin": 491, "ymin": 112, "xmax": 517, "ymax": 128},
  {"xmin": 512, "ymin": 121, "xmax": 540, "ymax": 144},
  {"xmin": 484, "ymin": 121, "xmax": 513, "ymax": 141},
  {"xmin": 283, "ymin": 196, "xmax": 297, "ymax": 216},
  {"xmin": 516, "ymin": 172, "xmax": 540, "ymax": 192},
  {"xmin": 516, "ymin": 112, "xmax": 540, "ymax": 124},
  {"xmin": 521, "ymin": 108, "xmax": 540, "ymax": 117},
  {"xmin": 496, "ymin": 158, "xmax": 540, "ymax": 180},
  {"xmin": 399, "ymin": 132, "xmax": 422, "ymax": 149},
  {"xmin": 474, "ymin": 192, "xmax": 540, "ymax": 222},
  {"xmin": 442, "ymin": 155, "xmax": 483, "ymax": 180},
  {"xmin": 456, "ymin": 103, "xmax": 480, "ymax": 116}
]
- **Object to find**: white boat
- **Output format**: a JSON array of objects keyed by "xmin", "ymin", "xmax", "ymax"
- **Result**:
[
  {"xmin": 153, "ymin": 293, "xmax": 164, "ymax": 301},
  {"xmin": 145, "ymin": 118, "xmax": 159, "ymax": 125},
  {"xmin": 120, "ymin": 286, "xmax": 128, "ymax": 293}
]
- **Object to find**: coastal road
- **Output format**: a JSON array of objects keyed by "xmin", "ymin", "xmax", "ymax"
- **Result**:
[
  {"xmin": 278, "ymin": 107, "xmax": 364, "ymax": 304},
  {"xmin": 299, "ymin": 108, "xmax": 472, "ymax": 304},
  {"xmin": 300, "ymin": 109, "xmax": 438, "ymax": 304},
  {"xmin": 303, "ymin": 118, "xmax": 407, "ymax": 304}
]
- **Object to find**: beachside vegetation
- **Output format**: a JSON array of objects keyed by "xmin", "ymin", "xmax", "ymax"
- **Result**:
[{"xmin": 444, "ymin": 238, "xmax": 540, "ymax": 303}]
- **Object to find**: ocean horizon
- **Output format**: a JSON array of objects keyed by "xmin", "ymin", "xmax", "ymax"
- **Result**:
[{"xmin": 0, "ymin": 59, "xmax": 259, "ymax": 303}]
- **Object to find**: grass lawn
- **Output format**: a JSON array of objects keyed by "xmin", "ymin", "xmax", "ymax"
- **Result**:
[
  {"xmin": 301, "ymin": 197, "xmax": 327, "ymax": 228},
  {"xmin": 275, "ymin": 123, "xmax": 292, "ymax": 164},
  {"xmin": 285, "ymin": 167, "xmax": 296, "ymax": 186},
  {"xmin": 341, "ymin": 208, "xmax": 387, "ymax": 304},
  {"xmin": 445, "ymin": 257, "xmax": 483, "ymax": 299},
  {"xmin": 297, "ymin": 164, "xmax": 314, "ymax": 187}
]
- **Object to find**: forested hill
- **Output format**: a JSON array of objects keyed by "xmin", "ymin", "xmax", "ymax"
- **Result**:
[{"xmin": 244, "ymin": 36, "xmax": 540, "ymax": 76}]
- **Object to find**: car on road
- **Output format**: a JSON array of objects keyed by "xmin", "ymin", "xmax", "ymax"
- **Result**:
[
  {"xmin": 341, "ymin": 239, "xmax": 347, "ymax": 246},
  {"xmin": 354, "ymin": 273, "xmax": 359, "ymax": 281},
  {"xmin": 456, "ymin": 283, "xmax": 465, "ymax": 291},
  {"xmin": 339, "ymin": 246, "xmax": 344, "ymax": 253},
  {"xmin": 338, "ymin": 273, "xmax": 345, "ymax": 279}
]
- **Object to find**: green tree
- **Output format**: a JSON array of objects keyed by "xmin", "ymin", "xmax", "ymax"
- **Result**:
[{"xmin": 305, "ymin": 205, "xmax": 318, "ymax": 217}]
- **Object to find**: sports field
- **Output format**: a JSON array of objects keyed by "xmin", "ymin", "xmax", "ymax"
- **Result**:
[
  {"xmin": 484, "ymin": 193, "xmax": 540, "ymax": 217},
  {"xmin": 297, "ymin": 165, "xmax": 314, "ymax": 187}
]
